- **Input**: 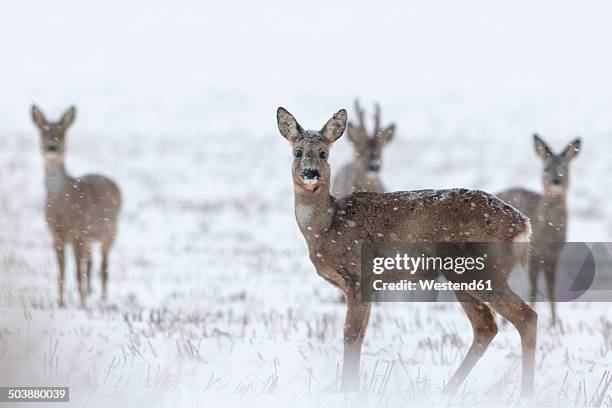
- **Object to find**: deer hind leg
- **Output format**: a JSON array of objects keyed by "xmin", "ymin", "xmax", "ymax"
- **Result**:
[
  {"xmin": 444, "ymin": 292, "xmax": 498, "ymax": 395},
  {"xmin": 54, "ymin": 239, "xmax": 66, "ymax": 308},
  {"xmin": 486, "ymin": 288, "xmax": 537, "ymax": 398},
  {"xmin": 101, "ymin": 234, "xmax": 115, "ymax": 301},
  {"xmin": 544, "ymin": 262, "xmax": 557, "ymax": 326},
  {"xmin": 73, "ymin": 241, "xmax": 87, "ymax": 308},
  {"xmin": 340, "ymin": 295, "xmax": 371, "ymax": 392}
]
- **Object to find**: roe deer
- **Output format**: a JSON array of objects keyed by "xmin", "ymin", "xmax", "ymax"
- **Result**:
[
  {"xmin": 332, "ymin": 99, "xmax": 395, "ymax": 198},
  {"xmin": 497, "ymin": 134, "xmax": 581, "ymax": 326},
  {"xmin": 31, "ymin": 105, "xmax": 121, "ymax": 308},
  {"xmin": 277, "ymin": 107, "xmax": 537, "ymax": 397}
]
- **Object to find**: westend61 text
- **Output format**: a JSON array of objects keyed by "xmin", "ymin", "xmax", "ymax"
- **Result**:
[{"xmin": 372, "ymin": 279, "xmax": 493, "ymax": 292}]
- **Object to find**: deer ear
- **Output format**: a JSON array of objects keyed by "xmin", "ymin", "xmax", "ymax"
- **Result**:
[
  {"xmin": 59, "ymin": 106, "xmax": 76, "ymax": 129},
  {"xmin": 321, "ymin": 109, "xmax": 347, "ymax": 142},
  {"xmin": 561, "ymin": 138, "xmax": 581, "ymax": 161},
  {"xmin": 31, "ymin": 105, "xmax": 47, "ymax": 129},
  {"xmin": 377, "ymin": 123, "xmax": 396, "ymax": 145},
  {"xmin": 533, "ymin": 133, "xmax": 553, "ymax": 159},
  {"xmin": 277, "ymin": 107, "xmax": 303, "ymax": 142}
]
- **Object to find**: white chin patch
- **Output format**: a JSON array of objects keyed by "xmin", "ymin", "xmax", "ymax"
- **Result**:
[
  {"xmin": 549, "ymin": 185, "xmax": 564, "ymax": 194},
  {"xmin": 302, "ymin": 178, "xmax": 318, "ymax": 185}
]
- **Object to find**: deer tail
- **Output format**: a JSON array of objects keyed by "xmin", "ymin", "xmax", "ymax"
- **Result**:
[{"xmin": 512, "ymin": 218, "xmax": 532, "ymax": 268}]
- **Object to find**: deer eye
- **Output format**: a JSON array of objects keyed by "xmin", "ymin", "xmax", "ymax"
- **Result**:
[
  {"xmin": 294, "ymin": 149, "xmax": 303, "ymax": 158},
  {"xmin": 319, "ymin": 151, "xmax": 327, "ymax": 160}
]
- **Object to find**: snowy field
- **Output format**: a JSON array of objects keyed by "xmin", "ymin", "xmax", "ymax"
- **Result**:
[{"xmin": 1, "ymin": 1, "xmax": 612, "ymax": 407}]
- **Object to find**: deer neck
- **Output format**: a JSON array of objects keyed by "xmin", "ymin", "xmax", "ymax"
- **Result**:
[
  {"xmin": 354, "ymin": 156, "xmax": 368, "ymax": 173},
  {"xmin": 539, "ymin": 191, "xmax": 568, "ymax": 234},
  {"xmin": 294, "ymin": 183, "xmax": 335, "ymax": 239},
  {"xmin": 45, "ymin": 160, "xmax": 69, "ymax": 196},
  {"xmin": 542, "ymin": 190, "xmax": 566, "ymax": 211}
]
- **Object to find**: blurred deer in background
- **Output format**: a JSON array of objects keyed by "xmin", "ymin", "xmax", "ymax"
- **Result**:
[
  {"xmin": 497, "ymin": 134, "xmax": 581, "ymax": 326},
  {"xmin": 31, "ymin": 105, "xmax": 122, "ymax": 308},
  {"xmin": 277, "ymin": 107, "xmax": 537, "ymax": 397},
  {"xmin": 332, "ymin": 99, "xmax": 395, "ymax": 198}
]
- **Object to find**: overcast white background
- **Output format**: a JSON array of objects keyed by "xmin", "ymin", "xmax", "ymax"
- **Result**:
[{"xmin": 2, "ymin": 0, "xmax": 612, "ymax": 129}]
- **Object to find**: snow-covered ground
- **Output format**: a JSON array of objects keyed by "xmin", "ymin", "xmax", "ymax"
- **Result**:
[{"xmin": 1, "ymin": 1, "xmax": 612, "ymax": 407}]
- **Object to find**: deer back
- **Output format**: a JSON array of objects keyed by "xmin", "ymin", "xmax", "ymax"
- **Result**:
[
  {"xmin": 305, "ymin": 189, "xmax": 530, "ymax": 288},
  {"xmin": 46, "ymin": 174, "xmax": 121, "ymax": 243}
]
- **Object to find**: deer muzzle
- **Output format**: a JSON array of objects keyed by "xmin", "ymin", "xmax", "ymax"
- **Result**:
[{"xmin": 301, "ymin": 168, "xmax": 320, "ymax": 183}]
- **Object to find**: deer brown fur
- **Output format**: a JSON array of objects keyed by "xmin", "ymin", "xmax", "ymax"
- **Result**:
[
  {"xmin": 277, "ymin": 107, "xmax": 537, "ymax": 397},
  {"xmin": 31, "ymin": 105, "xmax": 121, "ymax": 308},
  {"xmin": 497, "ymin": 134, "xmax": 581, "ymax": 326},
  {"xmin": 332, "ymin": 99, "xmax": 395, "ymax": 198}
]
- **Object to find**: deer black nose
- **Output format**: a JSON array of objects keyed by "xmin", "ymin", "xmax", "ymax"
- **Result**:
[
  {"xmin": 552, "ymin": 179, "xmax": 561, "ymax": 186},
  {"xmin": 301, "ymin": 168, "xmax": 320, "ymax": 180},
  {"xmin": 47, "ymin": 146, "xmax": 57, "ymax": 152},
  {"xmin": 368, "ymin": 164, "xmax": 380, "ymax": 172}
]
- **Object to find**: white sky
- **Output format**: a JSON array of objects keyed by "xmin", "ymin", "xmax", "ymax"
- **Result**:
[{"xmin": 3, "ymin": 0, "xmax": 612, "ymax": 95}]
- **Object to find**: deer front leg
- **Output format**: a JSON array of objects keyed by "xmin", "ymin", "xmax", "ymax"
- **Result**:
[
  {"xmin": 528, "ymin": 258, "xmax": 539, "ymax": 305},
  {"xmin": 73, "ymin": 242, "xmax": 86, "ymax": 308},
  {"xmin": 54, "ymin": 239, "xmax": 65, "ymax": 308},
  {"xmin": 340, "ymin": 295, "xmax": 371, "ymax": 392}
]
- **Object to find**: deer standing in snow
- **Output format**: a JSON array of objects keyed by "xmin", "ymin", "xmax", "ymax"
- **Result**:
[
  {"xmin": 497, "ymin": 134, "xmax": 581, "ymax": 326},
  {"xmin": 31, "ymin": 105, "xmax": 121, "ymax": 308},
  {"xmin": 277, "ymin": 107, "xmax": 537, "ymax": 397},
  {"xmin": 332, "ymin": 100, "xmax": 395, "ymax": 198}
]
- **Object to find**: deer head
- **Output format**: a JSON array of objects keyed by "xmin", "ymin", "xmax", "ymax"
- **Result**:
[
  {"xmin": 533, "ymin": 133, "xmax": 581, "ymax": 196},
  {"xmin": 31, "ymin": 105, "xmax": 76, "ymax": 164},
  {"xmin": 277, "ymin": 107, "xmax": 347, "ymax": 193},
  {"xmin": 347, "ymin": 99, "xmax": 395, "ymax": 172}
]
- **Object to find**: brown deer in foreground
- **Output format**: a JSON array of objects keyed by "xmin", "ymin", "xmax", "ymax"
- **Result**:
[
  {"xmin": 31, "ymin": 105, "xmax": 122, "ymax": 308},
  {"xmin": 332, "ymin": 99, "xmax": 395, "ymax": 198},
  {"xmin": 497, "ymin": 134, "xmax": 581, "ymax": 326},
  {"xmin": 277, "ymin": 107, "xmax": 537, "ymax": 397}
]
